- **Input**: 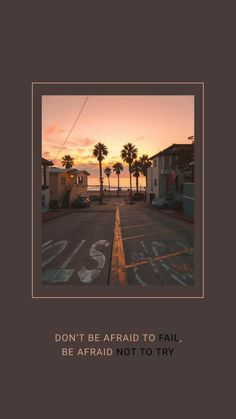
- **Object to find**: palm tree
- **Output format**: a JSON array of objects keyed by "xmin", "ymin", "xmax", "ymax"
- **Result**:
[
  {"xmin": 139, "ymin": 154, "xmax": 152, "ymax": 187},
  {"xmin": 112, "ymin": 162, "xmax": 124, "ymax": 196},
  {"xmin": 131, "ymin": 160, "xmax": 142, "ymax": 193},
  {"xmin": 104, "ymin": 166, "xmax": 112, "ymax": 195},
  {"xmin": 61, "ymin": 155, "xmax": 75, "ymax": 169},
  {"xmin": 121, "ymin": 143, "xmax": 138, "ymax": 203},
  {"xmin": 93, "ymin": 142, "xmax": 108, "ymax": 204}
]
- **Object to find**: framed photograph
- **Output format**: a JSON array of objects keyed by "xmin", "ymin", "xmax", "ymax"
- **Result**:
[{"xmin": 32, "ymin": 82, "xmax": 203, "ymax": 298}]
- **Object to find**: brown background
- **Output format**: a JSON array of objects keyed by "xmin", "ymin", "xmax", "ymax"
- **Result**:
[{"xmin": 2, "ymin": 1, "xmax": 235, "ymax": 417}]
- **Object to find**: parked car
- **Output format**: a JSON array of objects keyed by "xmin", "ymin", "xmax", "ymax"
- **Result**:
[
  {"xmin": 152, "ymin": 194, "xmax": 175, "ymax": 209},
  {"xmin": 71, "ymin": 197, "xmax": 91, "ymax": 208}
]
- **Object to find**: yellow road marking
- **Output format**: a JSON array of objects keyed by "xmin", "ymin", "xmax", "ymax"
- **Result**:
[
  {"xmin": 122, "ymin": 229, "xmax": 172, "ymax": 241},
  {"xmin": 125, "ymin": 248, "xmax": 194, "ymax": 270},
  {"xmin": 111, "ymin": 206, "xmax": 127, "ymax": 285}
]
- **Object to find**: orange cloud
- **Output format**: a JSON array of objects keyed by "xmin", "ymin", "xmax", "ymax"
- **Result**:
[
  {"xmin": 71, "ymin": 137, "xmax": 96, "ymax": 147},
  {"xmin": 44, "ymin": 124, "xmax": 65, "ymax": 137}
]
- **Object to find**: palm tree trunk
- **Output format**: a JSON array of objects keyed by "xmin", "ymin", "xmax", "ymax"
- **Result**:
[
  {"xmin": 108, "ymin": 176, "xmax": 111, "ymax": 196},
  {"xmin": 144, "ymin": 174, "xmax": 147, "ymax": 201},
  {"xmin": 99, "ymin": 161, "xmax": 103, "ymax": 204},
  {"xmin": 117, "ymin": 174, "xmax": 120, "ymax": 196},
  {"xmin": 129, "ymin": 164, "xmax": 132, "ymax": 203},
  {"xmin": 136, "ymin": 176, "xmax": 138, "ymax": 193}
]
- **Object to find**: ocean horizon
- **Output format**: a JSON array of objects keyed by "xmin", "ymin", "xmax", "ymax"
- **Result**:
[{"xmin": 88, "ymin": 176, "xmax": 146, "ymax": 190}]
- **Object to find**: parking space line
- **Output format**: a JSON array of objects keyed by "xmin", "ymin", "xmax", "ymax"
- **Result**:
[
  {"xmin": 121, "ymin": 216, "xmax": 149, "ymax": 221},
  {"xmin": 122, "ymin": 229, "xmax": 172, "ymax": 241},
  {"xmin": 125, "ymin": 247, "xmax": 194, "ymax": 269},
  {"xmin": 122, "ymin": 222, "xmax": 162, "ymax": 230}
]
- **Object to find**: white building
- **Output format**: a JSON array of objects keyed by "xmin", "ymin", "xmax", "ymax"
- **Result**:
[
  {"xmin": 41, "ymin": 158, "xmax": 53, "ymax": 211},
  {"xmin": 146, "ymin": 143, "xmax": 193, "ymax": 203},
  {"xmin": 146, "ymin": 156, "xmax": 159, "ymax": 203},
  {"xmin": 49, "ymin": 167, "xmax": 90, "ymax": 208}
]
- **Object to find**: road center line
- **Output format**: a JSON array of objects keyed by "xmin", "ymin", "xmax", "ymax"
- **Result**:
[
  {"xmin": 111, "ymin": 206, "xmax": 127, "ymax": 285},
  {"xmin": 125, "ymin": 247, "xmax": 194, "ymax": 270}
]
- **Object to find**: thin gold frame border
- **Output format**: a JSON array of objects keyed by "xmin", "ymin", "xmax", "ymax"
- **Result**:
[{"xmin": 31, "ymin": 81, "xmax": 204, "ymax": 300}]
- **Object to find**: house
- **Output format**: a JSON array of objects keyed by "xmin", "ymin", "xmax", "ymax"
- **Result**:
[
  {"xmin": 41, "ymin": 158, "xmax": 54, "ymax": 211},
  {"xmin": 146, "ymin": 156, "xmax": 159, "ymax": 203},
  {"xmin": 49, "ymin": 167, "xmax": 90, "ymax": 208},
  {"xmin": 146, "ymin": 143, "xmax": 194, "ymax": 218}
]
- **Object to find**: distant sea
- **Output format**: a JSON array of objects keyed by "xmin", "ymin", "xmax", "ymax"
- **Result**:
[{"xmin": 88, "ymin": 176, "xmax": 146, "ymax": 191}]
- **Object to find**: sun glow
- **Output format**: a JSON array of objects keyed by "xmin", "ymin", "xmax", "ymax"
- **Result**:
[{"xmin": 42, "ymin": 95, "xmax": 194, "ymax": 179}]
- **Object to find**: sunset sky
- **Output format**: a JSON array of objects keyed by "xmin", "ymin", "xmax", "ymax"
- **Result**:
[{"xmin": 42, "ymin": 95, "xmax": 194, "ymax": 180}]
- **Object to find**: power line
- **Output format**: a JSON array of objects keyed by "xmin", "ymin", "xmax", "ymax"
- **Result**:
[{"xmin": 54, "ymin": 95, "xmax": 90, "ymax": 161}]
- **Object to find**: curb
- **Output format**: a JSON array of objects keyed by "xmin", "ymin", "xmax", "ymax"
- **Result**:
[
  {"xmin": 42, "ymin": 209, "xmax": 79, "ymax": 223},
  {"xmin": 157, "ymin": 209, "xmax": 194, "ymax": 224}
]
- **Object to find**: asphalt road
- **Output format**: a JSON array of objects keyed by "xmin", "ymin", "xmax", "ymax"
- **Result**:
[
  {"xmin": 42, "ymin": 199, "xmax": 194, "ymax": 286},
  {"xmin": 42, "ymin": 203, "xmax": 116, "ymax": 285},
  {"xmin": 119, "ymin": 203, "xmax": 194, "ymax": 286}
]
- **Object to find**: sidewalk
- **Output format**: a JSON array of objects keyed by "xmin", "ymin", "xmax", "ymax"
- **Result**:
[
  {"xmin": 42, "ymin": 209, "xmax": 78, "ymax": 223},
  {"xmin": 42, "ymin": 200, "xmax": 118, "ymax": 222},
  {"xmin": 136, "ymin": 201, "xmax": 194, "ymax": 224},
  {"xmin": 157, "ymin": 208, "xmax": 194, "ymax": 223}
]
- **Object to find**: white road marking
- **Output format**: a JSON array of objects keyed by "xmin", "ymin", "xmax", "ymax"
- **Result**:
[
  {"xmin": 61, "ymin": 240, "xmax": 86, "ymax": 268},
  {"xmin": 140, "ymin": 241, "xmax": 160, "ymax": 275},
  {"xmin": 42, "ymin": 240, "xmax": 53, "ymax": 248},
  {"xmin": 78, "ymin": 240, "xmax": 109, "ymax": 284},
  {"xmin": 122, "ymin": 222, "xmax": 160, "ymax": 230},
  {"xmin": 42, "ymin": 240, "xmax": 68, "ymax": 268},
  {"xmin": 42, "ymin": 269, "xmax": 74, "ymax": 283},
  {"xmin": 171, "ymin": 273, "xmax": 187, "ymax": 286},
  {"xmin": 122, "ymin": 217, "xmax": 148, "ymax": 223},
  {"xmin": 152, "ymin": 241, "xmax": 166, "ymax": 257},
  {"xmin": 42, "ymin": 244, "xmax": 53, "ymax": 253},
  {"xmin": 176, "ymin": 241, "xmax": 187, "ymax": 249},
  {"xmin": 132, "ymin": 253, "xmax": 147, "ymax": 286},
  {"xmin": 160, "ymin": 260, "xmax": 171, "ymax": 271}
]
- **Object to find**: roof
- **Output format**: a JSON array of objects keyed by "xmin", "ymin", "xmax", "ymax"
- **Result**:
[
  {"xmin": 49, "ymin": 167, "xmax": 90, "ymax": 176},
  {"xmin": 42, "ymin": 157, "xmax": 54, "ymax": 166},
  {"xmin": 49, "ymin": 167, "xmax": 65, "ymax": 174},
  {"xmin": 67, "ymin": 168, "xmax": 90, "ymax": 176},
  {"xmin": 150, "ymin": 143, "xmax": 192, "ymax": 159}
]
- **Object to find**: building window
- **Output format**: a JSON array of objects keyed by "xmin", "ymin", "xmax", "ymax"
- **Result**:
[
  {"xmin": 153, "ymin": 159, "xmax": 157, "ymax": 167},
  {"xmin": 154, "ymin": 179, "xmax": 157, "ymax": 186}
]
